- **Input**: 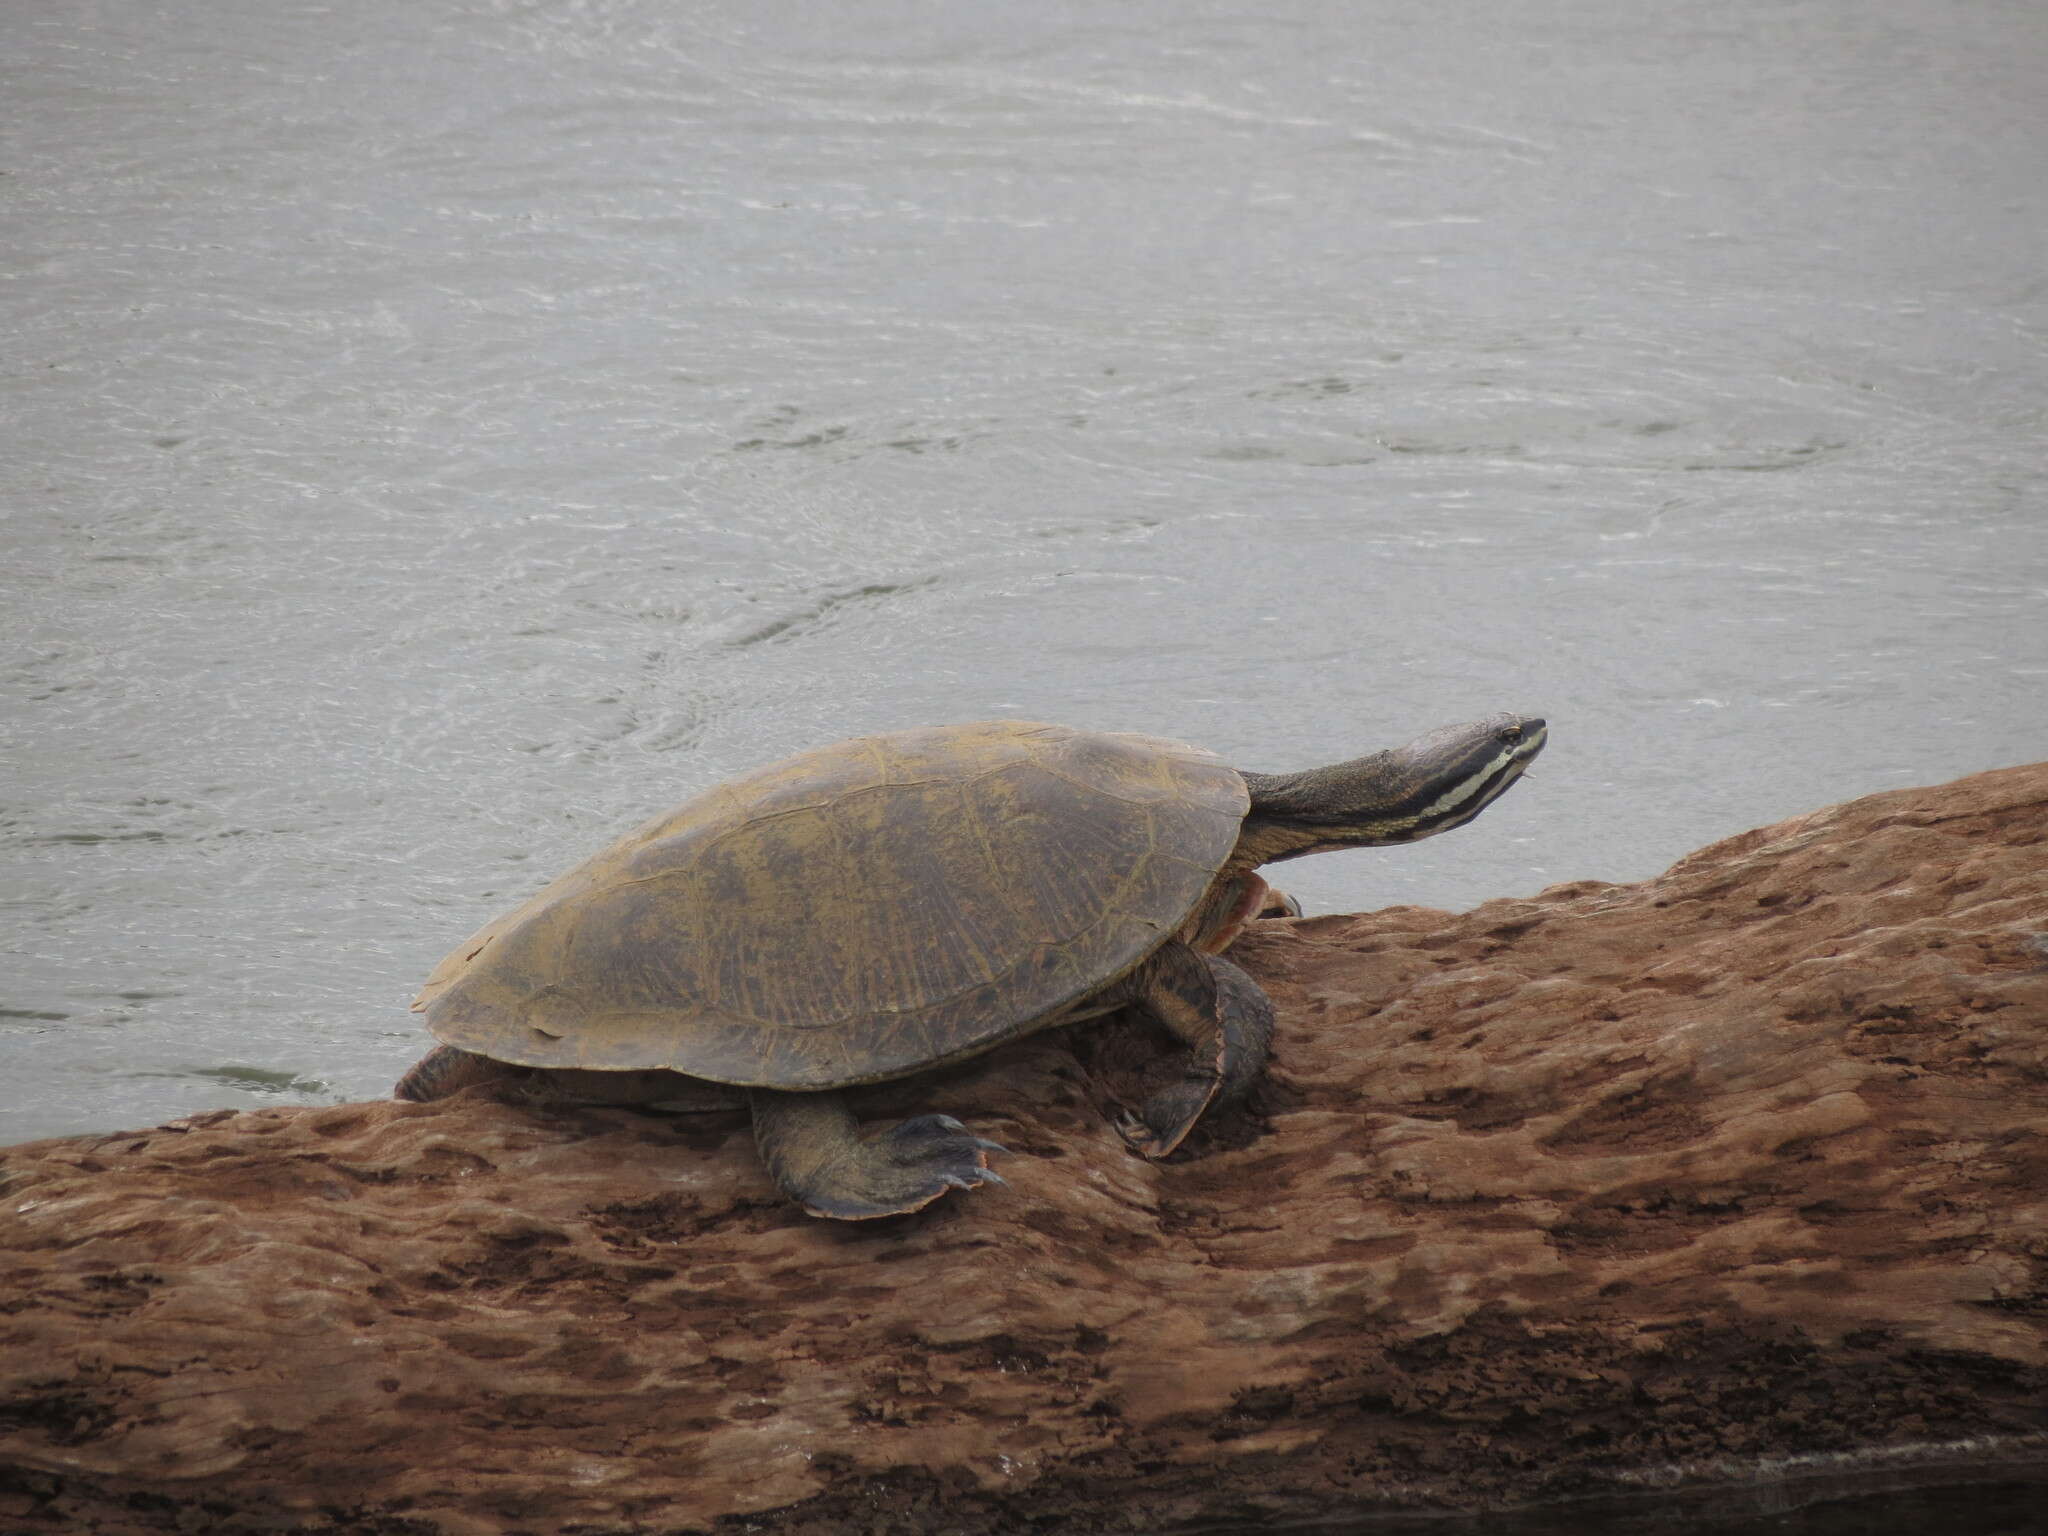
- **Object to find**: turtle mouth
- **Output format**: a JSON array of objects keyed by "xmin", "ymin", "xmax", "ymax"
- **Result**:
[
  {"xmin": 1505, "ymin": 718, "xmax": 1547, "ymax": 773},
  {"xmin": 1479, "ymin": 738, "xmax": 1540, "ymax": 801},
  {"xmin": 1355, "ymin": 714, "xmax": 1546, "ymax": 846},
  {"xmin": 1417, "ymin": 720, "xmax": 1540, "ymax": 835}
]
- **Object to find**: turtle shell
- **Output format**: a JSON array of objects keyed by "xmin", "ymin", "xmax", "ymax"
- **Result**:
[{"xmin": 413, "ymin": 721, "xmax": 1249, "ymax": 1089}]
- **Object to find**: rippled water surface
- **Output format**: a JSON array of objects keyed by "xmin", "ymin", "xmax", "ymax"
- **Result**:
[{"xmin": 5, "ymin": 0, "xmax": 2045, "ymax": 1153}]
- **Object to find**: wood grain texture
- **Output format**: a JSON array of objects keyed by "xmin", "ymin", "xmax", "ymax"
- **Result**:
[{"xmin": 3, "ymin": 762, "xmax": 2045, "ymax": 1534}]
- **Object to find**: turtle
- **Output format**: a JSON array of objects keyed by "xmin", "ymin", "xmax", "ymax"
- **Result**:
[{"xmin": 395, "ymin": 713, "xmax": 1546, "ymax": 1220}]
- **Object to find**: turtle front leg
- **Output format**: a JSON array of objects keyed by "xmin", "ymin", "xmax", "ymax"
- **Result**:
[
  {"xmin": 1189, "ymin": 873, "xmax": 1303, "ymax": 954},
  {"xmin": 1115, "ymin": 941, "xmax": 1276, "ymax": 1158},
  {"xmin": 1257, "ymin": 887, "xmax": 1304, "ymax": 921},
  {"xmin": 749, "ymin": 1089, "xmax": 1009, "ymax": 1221}
]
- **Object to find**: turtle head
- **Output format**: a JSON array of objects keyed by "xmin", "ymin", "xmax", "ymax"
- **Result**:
[{"xmin": 1236, "ymin": 713, "xmax": 1546, "ymax": 865}]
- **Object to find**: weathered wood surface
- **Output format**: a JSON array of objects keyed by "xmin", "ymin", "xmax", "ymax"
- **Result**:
[{"xmin": 4, "ymin": 764, "xmax": 2046, "ymax": 1534}]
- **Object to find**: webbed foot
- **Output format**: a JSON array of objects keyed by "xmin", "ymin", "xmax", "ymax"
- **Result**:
[
  {"xmin": 751, "ymin": 1091, "xmax": 1009, "ymax": 1221},
  {"xmin": 1114, "ymin": 946, "xmax": 1275, "ymax": 1159},
  {"xmin": 1115, "ymin": 1072, "xmax": 1221, "ymax": 1160},
  {"xmin": 800, "ymin": 1114, "xmax": 1009, "ymax": 1220}
]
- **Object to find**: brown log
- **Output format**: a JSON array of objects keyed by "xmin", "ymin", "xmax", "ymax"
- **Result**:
[{"xmin": 4, "ymin": 764, "xmax": 2046, "ymax": 1534}]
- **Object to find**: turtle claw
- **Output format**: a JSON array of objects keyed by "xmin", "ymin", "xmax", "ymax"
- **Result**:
[
  {"xmin": 1116, "ymin": 1098, "xmax": 1203, "ymax": 1160},
  {"xmin": 1260, "ymin": 887, "xmax": 1305, "ymax": 920},
  {"xmin": 1115, "ymin": 1108, "xmax": 1175, "ymax": 1158},
  {"xmin": 940, "ymin": 1166, "xmax": 1007, "ymax": 1191},
  {"xmin": 866, "ymin": 1113, "xmax": 1009, "ymax": 1212}
]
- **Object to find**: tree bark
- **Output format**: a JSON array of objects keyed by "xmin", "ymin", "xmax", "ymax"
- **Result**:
[{"xmin": 4, "ymin": 763, "xmax": 2046, "ymax": 1534}]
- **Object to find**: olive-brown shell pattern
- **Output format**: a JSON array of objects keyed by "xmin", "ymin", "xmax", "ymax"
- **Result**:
[{"xmin": 413, "ymin": 722, "xmax": 1249, "ymax": 1089}]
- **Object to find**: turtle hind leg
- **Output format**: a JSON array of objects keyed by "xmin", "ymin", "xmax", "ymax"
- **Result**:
[
  {"xmin": 394, "ymin": 1049, "xmax": 722, "ymax": 1109},
  {"xmin": 1115, "ymin": 942, "xmax": 1275, "ymax": 1159},
  {"xmin": 749, "ymin": 1089, "xmax": 1008, "ymax": 1220},
  {"xmin": 394, "ymin": 1044, "xmax": 525, "ymax": 1101}
]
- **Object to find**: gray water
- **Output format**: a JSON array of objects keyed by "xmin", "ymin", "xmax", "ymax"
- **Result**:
[{"xmin": 4, "ymin": 0, "xmax": 2045, "ymax": 1155}]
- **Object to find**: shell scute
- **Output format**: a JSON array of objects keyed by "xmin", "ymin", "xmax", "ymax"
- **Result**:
[{"xmin": 417, "ymin": 721, "xmax": 1248, "ymax": 1088}]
